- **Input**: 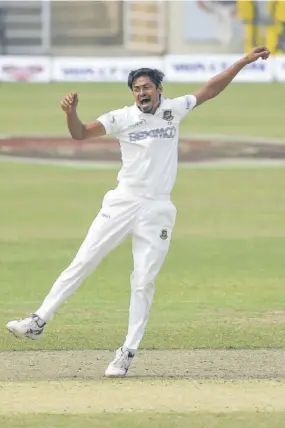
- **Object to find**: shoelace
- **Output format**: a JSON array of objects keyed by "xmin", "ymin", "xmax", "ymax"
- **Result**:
[
  {"xmin": 31, "ymin": 314, "xmax": 46, "ymax": 328},
  {"xmin": 114, "ymin": 350, "xmax": 134, "ymax": 369}
]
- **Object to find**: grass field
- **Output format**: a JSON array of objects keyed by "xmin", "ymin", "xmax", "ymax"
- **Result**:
[
  {"xmin": 0, "ymin": 82, "xmax": 284, "ymax": 139},
  {"xmin": 1, "ymin": 160, "xmax": 285, "ymax": 427},
  {"xmin": 1, "ymin": 162, "xmax": 285, "ymax": 351}
]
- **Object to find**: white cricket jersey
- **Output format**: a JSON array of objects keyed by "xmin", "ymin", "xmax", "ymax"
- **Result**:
[{"xmin": 97, "ymin": 95, "xmax": 196, "ymax": 199}]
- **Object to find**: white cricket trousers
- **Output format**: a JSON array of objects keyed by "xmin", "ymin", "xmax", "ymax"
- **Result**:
[{"xmin": 36, "ymin": 188, "xmax": 177, "ymax": 351}]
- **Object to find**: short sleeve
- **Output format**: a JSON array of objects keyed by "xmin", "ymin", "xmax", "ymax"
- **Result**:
[
  {"xmin": 170, "ymin": 95, "xmax": 197, "ymax": 120},
  {"xmin": 96, "ymin": 108, "xmax": 126, "ymax": 135}
]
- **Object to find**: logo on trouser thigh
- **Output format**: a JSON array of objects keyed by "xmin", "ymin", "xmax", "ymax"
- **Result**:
[{"xmin": 160, "ymin": 229, "xmax": 168, "ymax": 240}]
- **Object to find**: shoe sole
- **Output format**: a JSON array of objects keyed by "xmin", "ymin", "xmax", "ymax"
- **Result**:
[
  {"xmin": 104, "ymin": 368, "xmax": 128, "ymax": 378},
  {"xmin": 7, "ymin": 326, "xmax": 20, "ymax": 339},
  {"xmin": 104, "ymin": 373, "xmax": 127, "ymax": 378},
  {"xmin": 6, "ymin": 325, "xmax": 38, "ymax": 340}
]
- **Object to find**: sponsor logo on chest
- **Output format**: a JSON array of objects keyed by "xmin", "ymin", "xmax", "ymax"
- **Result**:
[{"xmin": 128, "ymin": 126, "xmax": 177, "ymax": 142}]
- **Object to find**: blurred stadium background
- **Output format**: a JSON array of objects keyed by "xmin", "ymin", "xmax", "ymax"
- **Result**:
[
  {"xmin": 0, "ymin": 0, "xmax": 284, "ymax": 158},
  {"xmin": 1, "ymin": 2, "xmax": 285, "ymax": 427},
  {"xmin": 1, "ymin": 0, "xmax": 285, "ymax": 56}
]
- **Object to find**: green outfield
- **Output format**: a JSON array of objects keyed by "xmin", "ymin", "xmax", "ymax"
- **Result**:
[
  {"xmin": 0, "ymin": 82, "xmax": 284, "ymax": 139},
  {"xmin": 1, "ymin": 162, "xmax": 285, "ymax": 352}
]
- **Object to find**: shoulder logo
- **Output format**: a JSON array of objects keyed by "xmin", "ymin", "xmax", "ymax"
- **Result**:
[
  {"xmin": 162, "ymin": 110, "xmax": 174, "ymax": 121},
  {"xmin": 185, "ymin": 96, "xmax": 193, "ymax": 110}
]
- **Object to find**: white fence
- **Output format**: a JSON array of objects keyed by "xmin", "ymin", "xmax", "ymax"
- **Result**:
[{"xmin": 0, "ymin": 54, "xmax": 285, "ymax": 83}]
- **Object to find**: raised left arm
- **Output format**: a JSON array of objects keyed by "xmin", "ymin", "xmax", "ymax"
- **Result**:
[{"xmin": 193, "ymin": 46, "xmax": 270, "ymax": 107}]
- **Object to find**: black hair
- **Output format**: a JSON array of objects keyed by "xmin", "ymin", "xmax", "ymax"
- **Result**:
[{"xmin": 127, "ymin": 68, "xmax": 165, "ymax": 90}]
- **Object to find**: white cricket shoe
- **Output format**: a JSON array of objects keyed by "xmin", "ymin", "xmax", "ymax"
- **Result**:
[
  {"xmin": 105, "ymin": 347, "xmax": 135, "ymax": 377},
  {"xmin": 6, "ymin": 313, "xmax": 46, "ymax": 340}
]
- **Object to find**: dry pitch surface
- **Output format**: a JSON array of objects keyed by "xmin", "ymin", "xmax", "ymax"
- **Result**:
[{"xmin": 1, "ymin": 349, "xmax": 285, "ymax": 414}]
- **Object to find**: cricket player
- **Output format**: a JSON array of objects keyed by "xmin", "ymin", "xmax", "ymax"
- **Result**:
[{"xmin": 6, "ymin": 46, "xmax": 269, "ymax": 377}]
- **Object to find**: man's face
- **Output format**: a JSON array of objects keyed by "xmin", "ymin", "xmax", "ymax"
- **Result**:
[{"xmin": 132, "ymin": 76, "xmax": 161, "ymax": 113}]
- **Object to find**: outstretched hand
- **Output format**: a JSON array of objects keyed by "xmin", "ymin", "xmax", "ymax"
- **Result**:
[{"xmin": 244, "ymin": 46, "xmax": 270, "ymax": 64}]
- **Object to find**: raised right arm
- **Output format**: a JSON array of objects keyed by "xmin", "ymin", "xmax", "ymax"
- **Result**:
[{"xmin": 61, "ymin": 92, "xmax": 106, "ymax": 140}]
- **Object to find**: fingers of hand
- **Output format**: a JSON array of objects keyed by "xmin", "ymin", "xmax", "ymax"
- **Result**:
[
  {"xmin": 66, "ymin": 94, "xmax": 75, "ymax": 105},
  {"xmin": 251, "ymin": 50, "xmax": 270, "ymax": 62},
  {"xmin": 61, "ymin": 93, "xmax": 78, "ymax": 110},
  {"xmin": 259, "ymin": 51, "xmax": 270, "ymax": 60},
  {"xmin": 253, "ymin": 46, "xmax": 267, "ymax": 53},
  {"xmin": 253, "ymin": 47, "xmax": 270, "ymax": 59},
  {"xmin": 61, "ymin": 100, "xmax": 70, "ymax": 111}
]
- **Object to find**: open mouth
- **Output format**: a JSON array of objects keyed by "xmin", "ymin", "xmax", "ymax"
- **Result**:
[{"xmin": 140, "ymin": 98, "xmax": 151, "ymax": 106}]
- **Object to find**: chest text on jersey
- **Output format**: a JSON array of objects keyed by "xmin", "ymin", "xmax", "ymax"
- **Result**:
[{"xmin": 128, "ymin": 126, "xmax": 176, "ymax": 142}]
